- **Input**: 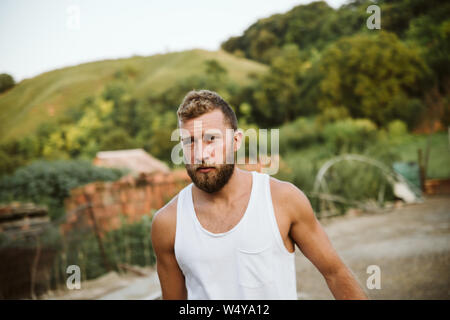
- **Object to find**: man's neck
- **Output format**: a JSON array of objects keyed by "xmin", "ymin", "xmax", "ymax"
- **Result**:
[{"xmin": 193, "ymin": 167, "xmax": 251, "ymax": 205}]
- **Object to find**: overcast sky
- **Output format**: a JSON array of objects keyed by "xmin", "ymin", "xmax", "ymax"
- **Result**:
[{"xmin": 0, "ymin": 0, "xmax": 347, "ymax": 82}]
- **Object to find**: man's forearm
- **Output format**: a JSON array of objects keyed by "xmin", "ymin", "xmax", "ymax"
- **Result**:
[{"xmin": 324, "ymin": 267, "xmax": 369, "ymax": 300}]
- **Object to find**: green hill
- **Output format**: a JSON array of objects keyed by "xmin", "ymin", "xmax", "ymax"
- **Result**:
[{"xmin": 0, "ymin": 49, "xmax": 266, "ymax": 142}]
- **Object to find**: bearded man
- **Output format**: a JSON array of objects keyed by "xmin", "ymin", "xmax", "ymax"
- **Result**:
[{"xmin": 151, "ymin": 90, "xmax": 368, "ymax": 300}]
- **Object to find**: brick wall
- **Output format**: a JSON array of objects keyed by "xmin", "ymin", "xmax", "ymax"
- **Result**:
[{"xmin": 61, "ymin": 169, "xmax": 191, "ymax": 234}]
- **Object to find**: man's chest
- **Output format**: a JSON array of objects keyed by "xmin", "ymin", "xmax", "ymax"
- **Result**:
[
  {"xmin": 194, "ymin": 200, "xmax": 248, "ymax": 234},
  {"xmin": 193, "ymin": 195, "xmax": 294, "ymax": 253}
]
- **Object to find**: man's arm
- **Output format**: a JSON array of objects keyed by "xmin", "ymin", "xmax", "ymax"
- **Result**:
[
  {"xmin": 151, "ymin": 196, "xmax": 187, "ymax": 300},
  {"xmin": 279, "ymin": 181, "xmax": 368, "ymax": 300}
]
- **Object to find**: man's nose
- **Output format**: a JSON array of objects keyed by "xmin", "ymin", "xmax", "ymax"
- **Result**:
[{"xmin": 194, "ymin": 141, "xmax": 213, "ymax": 164}]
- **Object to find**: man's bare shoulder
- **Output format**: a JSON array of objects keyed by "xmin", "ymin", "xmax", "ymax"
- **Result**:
[
  {"xmin": 152, "ymin": 195, "xmax": 178, "ymax": 227},
  {"xmin": 151, "ymin": 195, "xmax": 178, "ymax": 247},
  {"xmin": 268, "ymin": 176, "xmax": 314, "ymax": 222},
  {"xmin": 269, "ymin": 176, "xmax": 308, "ymax": 204}
]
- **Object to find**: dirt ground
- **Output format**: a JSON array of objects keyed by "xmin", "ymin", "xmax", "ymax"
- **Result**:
[
  {"xmin": 40, "ymin": 266, "xmax": 161, "ymax": 300},
  {"xmin": 41, "ymin": 195, "xmax": 449, "ymax": 300},
  {"xmin": 296, "ymin": 195, "xmax": 450, "ymax": 300}
]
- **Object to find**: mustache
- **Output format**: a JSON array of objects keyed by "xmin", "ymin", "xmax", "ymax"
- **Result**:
[{"xmin": 188, "ymin": 164, "xmax": 217, "ymax": 170}]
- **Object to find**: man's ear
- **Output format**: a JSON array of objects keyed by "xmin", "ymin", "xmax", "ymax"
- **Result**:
[{"xmin": 233, "ymin": 129, "xmax": 243, "ymax": 152}]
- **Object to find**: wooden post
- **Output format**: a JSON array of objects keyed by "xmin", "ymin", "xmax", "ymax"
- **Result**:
[
  {"xmin": 418, "ymin": 148, "xmax": 426, "ymax": 192},
  {"xmin": 84, "ymin": 193, "xmax": 112, "ymax": 272},
  {"xmin": 30, "ymin": 235, "xmax": 41, "ymax": 300}
]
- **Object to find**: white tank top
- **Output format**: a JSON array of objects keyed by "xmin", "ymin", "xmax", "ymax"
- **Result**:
[{"xmin": 174, "ymin": 170, "xmax": 297, "ymax": 300}]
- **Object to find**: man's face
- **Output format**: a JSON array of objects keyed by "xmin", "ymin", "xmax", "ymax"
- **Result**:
[{"xmin": 180, "ymin": 109, "xmax": 241, "ymax": 193}]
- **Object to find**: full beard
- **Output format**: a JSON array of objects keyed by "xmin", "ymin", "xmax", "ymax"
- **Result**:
[{"xmin": 186, "ymin": 163, "xmax": 235, "ymax": 193}]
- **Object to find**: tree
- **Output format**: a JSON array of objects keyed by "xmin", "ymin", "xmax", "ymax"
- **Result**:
[
  {"xmin": 248, "ymin": 44, "xmax": 317, "ymax": 126},
  {"xmin": 379, "ymin": 0, "xmax": 448, "ymax": 38},
  {"xmin": 316, "ymin": 31, "xmax": 429, "ymax": 128},
  {"xmin": 284, "ymin": 1, "xmax": 335, "ymax": 50},
  {"xmin": 407, "ymin": 16, "xmax": 450, "ymax": 93},
  {"xmin": 204, "ymin": 59, "xmax": 227, "ymax": 82},
  {"xmin": 221, "ymin": 1, "xmax": 366, "ymax": 63},
  {"xmin": 99, "ymin": 128, "xmax": 137, "ymax": 151},
  {"xmin": 137, "ymin": 111, "xmax": 178, "ymax": 165},
  {"xmin": 0, "ymin": 73, "xmax": 15, "ymax": 93}
]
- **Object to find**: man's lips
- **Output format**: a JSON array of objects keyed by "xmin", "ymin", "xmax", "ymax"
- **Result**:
[{"xmin": 197, "ymin": 167, "xmax": 215, "ymax": 173}]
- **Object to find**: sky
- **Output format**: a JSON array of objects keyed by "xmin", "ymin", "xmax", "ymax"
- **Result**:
[{"xmin": 0, "ymin": 0, "xmax": 347, "ymax": 82}]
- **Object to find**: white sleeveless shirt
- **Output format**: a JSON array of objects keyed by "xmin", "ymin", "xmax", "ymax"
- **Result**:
[{"xmin": 174, "ymin": 170, "xmax": 297, "ymax": 300}]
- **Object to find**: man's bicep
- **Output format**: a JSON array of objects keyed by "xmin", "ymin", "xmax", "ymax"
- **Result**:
[
  {"xmin": 155, "ymin": 247, "xmax": 187, "ymax": 299},
  {"xmin": 151, "ymin": 207, "xmax": 187, "ymax": 300},
  {"xmin": 289, "ymin": 189, "xmax": 345, "ymax": 278}
]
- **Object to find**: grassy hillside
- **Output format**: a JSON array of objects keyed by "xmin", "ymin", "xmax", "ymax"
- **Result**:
[{"xmin": 0, "ymin": 49, "xmax": 266, "ymax": 142}]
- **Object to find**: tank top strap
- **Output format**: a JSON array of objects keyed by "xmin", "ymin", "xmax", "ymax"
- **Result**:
[{"xmin": 175, "ymin": 183, "xmax": 193, "ymax": 235}]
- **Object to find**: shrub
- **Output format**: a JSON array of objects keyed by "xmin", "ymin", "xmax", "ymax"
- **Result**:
[
  {"xmin": 387, "ymin": 120, "xmax": 408, "ymax": 137},
  {"xmin": 279, "ymin": 117, "xmax": 323, "ymax": 153},
  {"xmin": 0, "ymin": 160, "xmax": 125, "ymax": 220},
  {"xmin": 322, "ymin": 118, "xmax": 378, "ymax": 154}
]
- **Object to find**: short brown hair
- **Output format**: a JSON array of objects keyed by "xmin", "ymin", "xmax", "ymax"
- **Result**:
[{"xmin": 177, "ymin": 90, "xmax": 238, "ymax": 130}]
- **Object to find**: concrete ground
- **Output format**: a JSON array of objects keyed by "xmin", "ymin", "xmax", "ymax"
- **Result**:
[
  {"xmin": 296, "ymin": 195, "xmax": 450, "ymax": 300},
  {"xmin": 42, "ymin": 195, "xmax": 449, "ymax": 300}
]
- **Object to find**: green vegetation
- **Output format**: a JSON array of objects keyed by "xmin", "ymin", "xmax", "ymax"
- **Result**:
[
  {"xmin": 0, "ymin": 74, "xmax": 15, "ymax": 93},
  {"xmin": 222, "ymin": 0, "xmax": 449, "ymax": 129},
  {"xmin": 0, "ymin": 160, "xmax": 126, "ymax": 220},
  {"xmin": 316, "ymin": 31, "xmax": 429, "ymax": 129},
  {"xmin": 220, "ymin": 0, "xmax": 449, "ymax": 210},
  {"xmin": 0, "ymin": 56, "xmax": 252, "ymax": 176},
  {"xmin": 61, "ymin": 214, "xmax": 156, "ymax": 280},
  {"xmin": 0, "ymin": 49, "xmax": 266, "ymax": 142},
  {"xmin": 274, "ymin": 117, "xmax": 450, "ymax": 214}
]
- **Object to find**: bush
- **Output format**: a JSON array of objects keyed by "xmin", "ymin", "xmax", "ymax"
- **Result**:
[
  {"xmin": 279, "ymin": 117, "xmax": 323, "ymax": 153},
  {"xmin": 322, "ymin": 118, "xmax": 378, "ymax": 155},
  {"xmin": 387, "ymin": 120, "xmax": 408, "ymax": 137},
  {"xmin": 0, "ymin": 160, "xmax": 126, "ymax": 220},
  {"xmin": 275, "ymin": 150, "xmax": 319, "ymax": 193},
  {"xmin": 320, "ymin": 159, "xmax": 396, "ymax": 214}
]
